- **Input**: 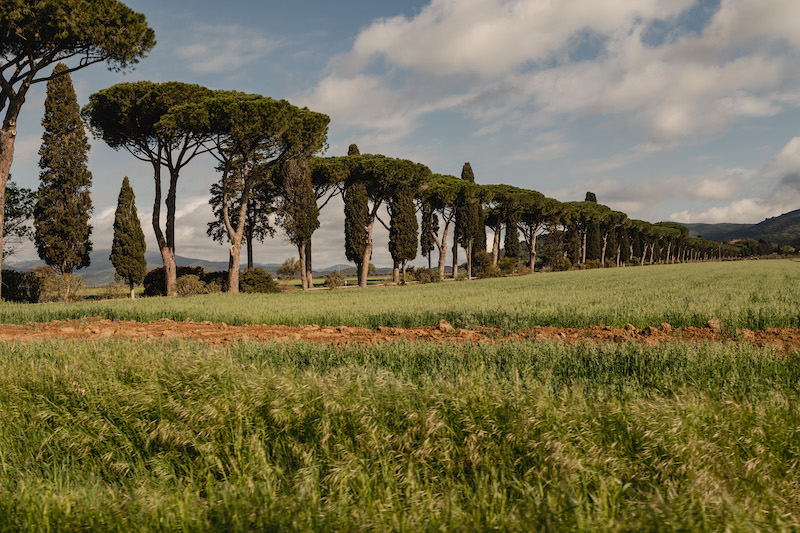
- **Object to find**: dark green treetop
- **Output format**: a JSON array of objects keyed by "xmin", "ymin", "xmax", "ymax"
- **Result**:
[
  {"xmin": 110, "ymin": 176, "xmax": 146, "ymax": 293},
  {"xmin": 33, "ymin": 63, "xmax": 92, "ymax": 275}
]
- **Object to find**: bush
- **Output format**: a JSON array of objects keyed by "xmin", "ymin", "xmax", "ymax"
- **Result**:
[
  {"xmin": 584, "ymin": 259, "xmax": 601, "ymax": 269},
  {"xmin": 176, "ymin": 274, "xmax": 209, "ymax": 297},
  {"xmin": 324, "ymin": 272, "xmax": 345, "ymax": 290},
  {"xmin": 29, "ymin": 265, "xmax": 59, "ymax": 302},
  {"xmin": 239, "ymin": 268, "xmax": 281, "ymax": 294},
  {"xmin": 498, "ymin": 256, "xmax": 517, "ymax": 275},
  {"xmin": 628, "ymin": 257, "xmax": 642, "ymax": 267},
  {"xmin": 471, "ymin": 251, "xmax": 499, "ymax": 279},
  {"xmin": 201, "ymin": 271, "xmax": 227, "ymax": 293},
  {"xmin": 56, "ymin": 273, "xmax": 88, "ymax": 302},
  {"xmin": 413, "ymin": 267, "xmax": 440, "ymax": 284},
  {"xmin": 549, "ymin": 255, "xmax": 572, "ymax": 272},
  {"xmin": 1, "ymin": 269, "xmax": 42, "ymax": 303},
  {"xmin": 143, "ymin": 266, "xmax": 204, "ymax": 296}
]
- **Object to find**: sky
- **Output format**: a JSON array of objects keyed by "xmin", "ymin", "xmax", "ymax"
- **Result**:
[{"xmin": 7, "ymin": 0, "xmax": 800, "ymax": 268}]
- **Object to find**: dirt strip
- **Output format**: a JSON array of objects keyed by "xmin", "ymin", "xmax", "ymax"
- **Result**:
[{"xmin": 0, "ymin": 317, "xmax": 798, "ymax": 351}]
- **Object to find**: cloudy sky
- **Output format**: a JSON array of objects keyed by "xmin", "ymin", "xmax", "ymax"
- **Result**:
[{"xmin": 8, "ymin": 0, "xmax": 800, "ymax": 267}]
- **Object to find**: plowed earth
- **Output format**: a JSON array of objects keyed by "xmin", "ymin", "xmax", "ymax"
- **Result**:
[{"xmin": 0, "ymin": 317, "xmax": 799, "ymax": 351}]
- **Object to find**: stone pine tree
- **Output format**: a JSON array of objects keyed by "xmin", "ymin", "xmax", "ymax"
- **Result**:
[
  {"xmin": 388, "ymin": 186, "xmax": 418, "ymax": 283},
  {"xmin": 343, "ymin": 144, "xmax": 369, "ymax": 284},
  {"xmin": 33, "ymin": 63, "xmax": 93, "ymax": 298},
  {"xmin": 110, "ymin": 176, "xmax": 146, "ymax": 299}
]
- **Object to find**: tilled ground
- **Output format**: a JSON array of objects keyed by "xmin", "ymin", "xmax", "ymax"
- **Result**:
[{"xmin": 0, "ymin": 317, "xmax": 798, "ymax": 351}]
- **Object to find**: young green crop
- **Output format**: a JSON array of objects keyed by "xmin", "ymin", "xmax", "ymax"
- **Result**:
[
  {"xmin": 1, "ymin": 260, "xmax": 799, "ymax": 329},
  {"xmin": 0, "ymin": 339, "xmax": 798, "ymax": 531}
]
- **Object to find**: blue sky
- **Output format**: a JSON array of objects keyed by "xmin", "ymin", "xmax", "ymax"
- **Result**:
[{"xmin": 8, "ymin": 0, "xmax": 800, "ymax": 267}]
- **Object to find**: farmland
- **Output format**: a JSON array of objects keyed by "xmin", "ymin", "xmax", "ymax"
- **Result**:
[{"xmin": 1, "ymin": 260, "xmax": 799, "ymax": 531}]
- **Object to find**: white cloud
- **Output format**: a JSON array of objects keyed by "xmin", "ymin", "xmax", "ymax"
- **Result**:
[
  {"xmin": 669, "ymin": 198, "xmax": 783, "ymax": 224},
  {"xmin": 306, "ymin": 0, "xmax": 800, "ymax": 150},
  {"xmin": 774, "ymin": 137, "xmax": 800, "ymax": 170},
  {"xmin": 176, "ymin": 25, "xmax": 282, "ymax": 75}
]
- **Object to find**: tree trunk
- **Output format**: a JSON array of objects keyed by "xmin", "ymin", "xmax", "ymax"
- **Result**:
[
  {"xmin": 298, "ymin": 242, "xmax": 308, "ymax": 290},
  {"xmin": 0, "ymin": 124, "xmax": 18, "ymax": 299},
  {"xmin": 246, "ymin": 230, "xmax": 254, "ymax": 269},
  {"xmin": 452, "ymin": 239, "xmax": 459, "ymax": 279},
  {"xmin": 581, "ymin": 229, "xmax": 587, "ymax": 264},
  {"xmin": 491, "ymin": 227, "xmax": 500, "ymax": 265},
  {"xmin": 435, "ymin": 224, "xmax": 449, "ymax": 281},
  {"xmin": 466, "ymin": 238, "xmax": 473, "ymax": 280},
  {"xmin": 393, "ymin": 259, "xmax": 400, "ymax": 283},
  {"xmin": 164, "ymin": 170, "xmax": 180, "ymax": 296},
  {"xmin": 305, "ymin": 240, "xmax": 313, "ymax": 288},
  {"xmin": 601, "ymin": 234, "xmax": 608, "ymax": 265},
  {"xmin": 129, "ymin": 280, "xmax": 136, "ymax": 300},
  {"xmin": 228, "ymin": 243, "xmax": 241, "ymax": 293},
  {"xmin": 529, "ymin": 232, "xmax": 538, "ymax": 274},
  {"xmin": 358, "ymin": 219, "xmax": 375, "ymax": 289}
]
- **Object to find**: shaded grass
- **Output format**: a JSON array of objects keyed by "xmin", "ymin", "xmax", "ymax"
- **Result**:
[
  {"xmin": 2, "ymin": 260, "xmax": 799, "ymax": 330},
  {"xmin": 1, "ymin": 339, "xmax": 799, "ymax": 531}
]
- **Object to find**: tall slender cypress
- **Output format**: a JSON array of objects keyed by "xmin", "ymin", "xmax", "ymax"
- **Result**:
[
  {"xmin": 389, "ymin": 186, "xmax": 418, "ymax": 283},
  {"xmin": 34, "ymin": 63, "xmax": 93, "ymax": 275},
  {"xmin": 110, "ymin": 177, "xmax": 146, "ymax": 299},
  {"xmin": 343, "ymin": 144, "xmax": 369, "ymax": 285}
]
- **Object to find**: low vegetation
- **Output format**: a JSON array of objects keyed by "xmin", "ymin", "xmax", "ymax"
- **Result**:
[
  {"xmin": 0, "ymin": 260, "xmax": 798, "ymax": 330},
  {"xmin": 1, "ymin": 338, "xmax": 797, "ymax": 531}
]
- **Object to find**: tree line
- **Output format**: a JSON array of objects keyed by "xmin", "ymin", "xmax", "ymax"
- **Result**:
[{"xmin": 0, "ymin": 1, "xmax": 778, "ymax": 300}]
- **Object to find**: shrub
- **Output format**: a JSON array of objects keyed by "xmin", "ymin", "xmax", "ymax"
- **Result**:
[
  {"xmin": 1, "ymin": 269, "xmax": 40, "ymax": 303},
  {"xmin": 628, "ymin": 257, "xmax": 642, "ymax": 267},
  {"xmin": 239, "ymin": 268, "xmax": 281, "ymax": 294},
  {"xmin": 471, "ymin": 251, "xmax": 499, "ymax": 279},
  {"xmin": 498, "ymin": 256, "xmax": 517, "ymax": 275},
  {"xmin": 56, "ymin": 273, "xmax": 88, "ymax": 302},
  {"xmin": 324, "ymin": 272, "xmax": 345, "ymax": 290},
  {"xmin": 549, "ymin": 255, "xmax": 572, "ymax": 272},
  {"xmin": 176, "ymin": 274, "xmax": 209, "ymax": 297},
  {"xmin": 201, "ymin": 271, "xmax": 227, "ymax": 293},
  {"xmin": 143, "ymin": 266, "xmax": 204, "ymax": 296},
  {"xmin": 585, "ymin": 259, "xmax": 601, "ymax": 269},
  {"xmin": 413, "ymin": 267, "xmax": 440, "ymax": 284},
  {"xmin": 28, "ymin": 265, "xmax": 59, "ymax": 302}
]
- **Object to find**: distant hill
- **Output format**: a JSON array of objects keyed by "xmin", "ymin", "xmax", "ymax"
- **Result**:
[
  {"xmin": 678, "ymin": 208, "xmax": 800, "ymax": 247},
  {"xmin": 680, "ymin": 222, "xmax": 751, "ymax": 241}
]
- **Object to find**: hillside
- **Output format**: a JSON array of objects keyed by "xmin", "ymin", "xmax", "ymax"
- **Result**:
[{"xmin": 678, "ymin": 208, "xmax": 800, "ymax": 247}]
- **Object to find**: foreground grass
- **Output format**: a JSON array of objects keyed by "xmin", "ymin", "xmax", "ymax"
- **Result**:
[
  {"xmin": 1, "ymin": 339, "xmax": 799, "ymax": 531},
  {"xmin": 2, "ymin": 260, "xmax": 799, "ymax": 329}
]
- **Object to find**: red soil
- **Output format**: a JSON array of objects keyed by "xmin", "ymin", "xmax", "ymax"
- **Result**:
[{"xmin": 0, "ymin": 317, "xmax": 798, "ymax": 351}]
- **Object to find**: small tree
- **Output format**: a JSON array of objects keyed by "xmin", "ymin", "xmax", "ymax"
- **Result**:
[
  {"xmin": 276, "ymin": 257, "xmax": 301, "ymax": 280},
  {"xmin": 388, "ymin": 185, "xmax": 418, "ymax": 283},
  {"xmin": 276, "ymin": 157, "xmax": 319, "ymax": 290},
  {"xmin": 34, "ymin": 63, "xmax": 93, "ymax": 300},
  {"xmin": 110, "ymin": 177, "xmax": 146, "ymax": 299},
  {"xmin": 3, "ymin": 179, "xmax": 35, "ymax": 258}
]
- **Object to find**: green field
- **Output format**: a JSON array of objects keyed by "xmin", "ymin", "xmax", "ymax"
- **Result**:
[
  {"xmin": 1, "ymin": 339, "xmax": 798, "ymax": 531},
  {"xmin": 3, "ymin": 260, "xmax": 800, "ymax": 531},
  {"xmin": 2, "ymin": 260, "xmax": 799, "ymax": 330}
]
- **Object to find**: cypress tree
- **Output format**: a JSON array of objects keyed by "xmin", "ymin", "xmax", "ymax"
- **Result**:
[
  {"xmin": 420, "ymin": 200, "xmax": 436, "ymax": 269},
  {"xmin": 277, "ymin": 157, "xmax": 319, "ymax": 290},
  {"xmin": 457, "ymin": 162, "xmax": 482, "ymax": 278},
  {"xmin": 110, "ymin": 177, "xmax": 146, "ymax": 299},
  {"xmin": 34, "ymin": 63, "xmax": 93, "ymax": 278},
  {"xmin": 504, "ymin": 211, "xmax": 520, "ymax": 260},
  {"xmin": 389, "ymin": 186, "xmax": 418, "ymax": 283},
  {"xmin": 343, "ymin": 144, "xmax": 369, "ymax": 285},
  {"xmin": 586, "ymin": 222, "xmax": 602, "ymax": 261}
]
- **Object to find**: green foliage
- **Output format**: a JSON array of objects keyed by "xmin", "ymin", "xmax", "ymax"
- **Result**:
[
  {"xmin": 276, "ymin": 257, "xmax": 301, "ymax": 280},
  {"xmin": 498, "ymin": 256, "xmax": 518, "ymax": 275},
  {"xmin": 324, "ymin": 271, "xmax": 345, "ymax": 290},
  {"xmin": 0, "ymin": 269, "xmax": 38, "ymax": 302},
  {"xmin": 471, "ymin": 251, "xmax": 500, "ymax": 278},
  {"xmin": 34, "ymin": 63, "xmax": 93, "ymax": 275},
  {"xmin": 2, "ymin": 180, "xmax": 35, "ymax": 258},
  {"xmin": 239, "ymin": 268, "xmax": 280, "ymax": 294},
  {"xmin": 0, "ymin": 339, "xmax": 799, "ymax": 530},
  {"xmin": 343, "ymin": 181, "xmax": 368, "ymax": 265},
  {"xmin": 176, "ymin": 274, "xmax": 209, "ymax": 297},
  {"xmin": 277, "ymin": 157, "xmax": 319, "ymax": 250},
  {"xmin": 0, "ymin": 1, "xmax": 155, "ymax": 73},
  {"xmin": 388, "ymin": 187, "xmax": 418, "ymax": 265},
  {"xmin": 412, "ymin": 267, "xmax": 440, "ymax": 284},
  {"xmin": 110, "ymin": 177, "xmax": 146, "ymax": 291},
  {"xmin": 143, "ymin": 266, "xmax": 204, "ymax": 297}
]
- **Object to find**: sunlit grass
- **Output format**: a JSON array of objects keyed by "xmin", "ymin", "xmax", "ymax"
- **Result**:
[
  {"xmin": 1, "ymin": 339, "xmax": 798, "ymax": 531},
  {"xmin": 2, "ymin": 260, "xmax": 799, "ymax": 329}
]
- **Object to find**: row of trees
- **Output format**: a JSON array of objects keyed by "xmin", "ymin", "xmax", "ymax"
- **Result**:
[{"xmin": 0, "ymin": 1, "xmax": 777, "ymax": 300}]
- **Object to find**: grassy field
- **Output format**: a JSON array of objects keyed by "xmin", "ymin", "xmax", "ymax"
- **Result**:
[
  {"xmin": 2, "ymin": 259, "xmax": 799, "ymax": 330},
  {"xmin": 1, "ymin": 338, "xmax": 798, "ymax": 531}
]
